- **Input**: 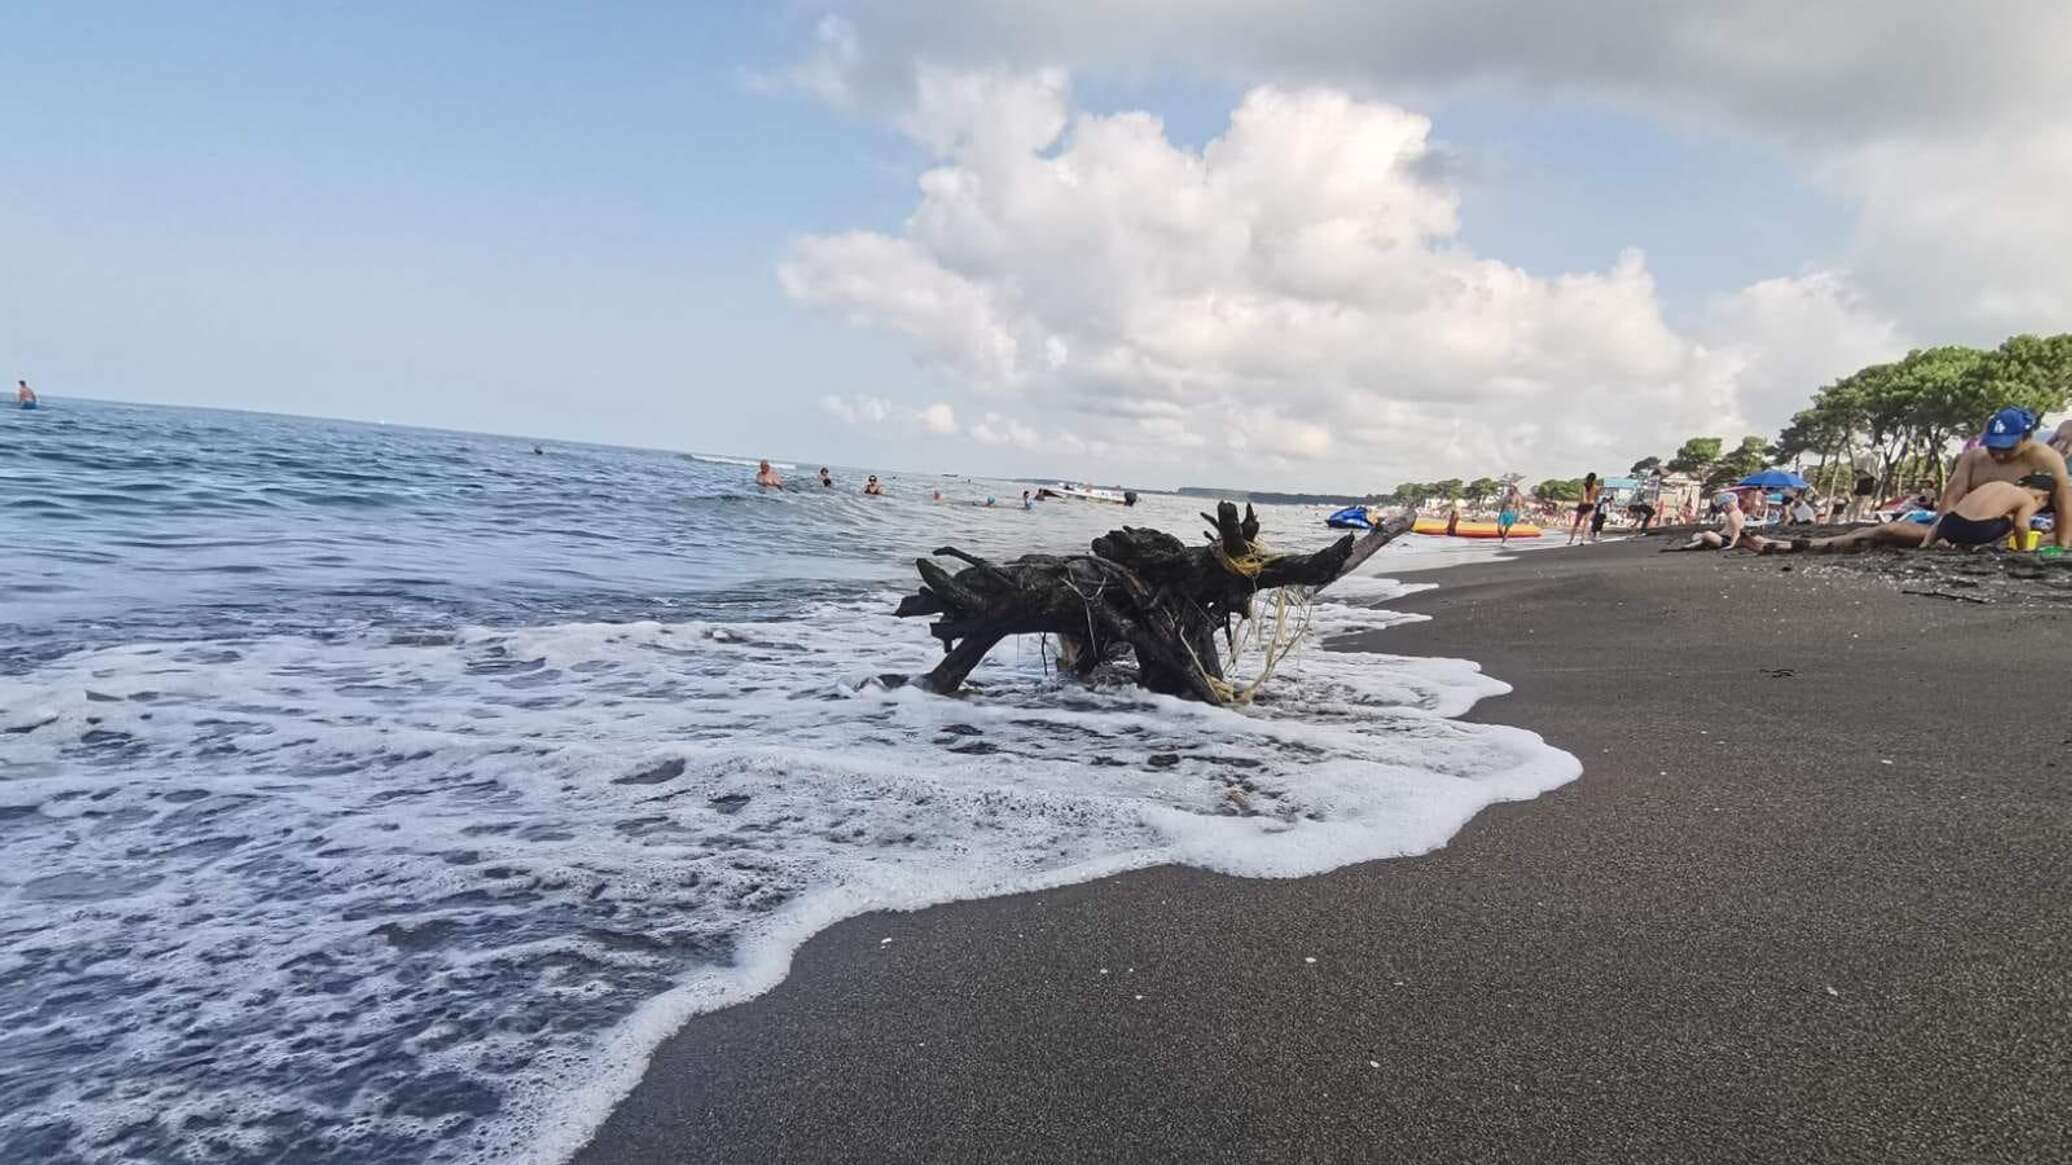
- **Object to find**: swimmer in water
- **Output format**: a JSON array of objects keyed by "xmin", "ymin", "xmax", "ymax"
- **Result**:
[
  {"xmin": 863, "ymin": 475, "xmax": 885, "ymax": 496},
  {"xmin": 755, "ymin": 460, "xmax": 784, "ymax": 489},
  {"xmin": 818, "ymin": 467, "xmax": 833, "ymax": 488}
]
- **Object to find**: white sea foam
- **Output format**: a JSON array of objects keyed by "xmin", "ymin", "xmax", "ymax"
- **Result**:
[{"xmin": 0, "ymin": 576, "xmax": 1576, "ymax": 1164}]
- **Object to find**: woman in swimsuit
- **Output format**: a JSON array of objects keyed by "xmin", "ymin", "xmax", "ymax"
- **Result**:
[{"xmin": 1567, "ymin": 473, "xmax": 1600, "ymax": 545}]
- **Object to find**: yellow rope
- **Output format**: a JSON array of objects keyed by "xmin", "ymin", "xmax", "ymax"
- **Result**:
[{"xmin": 1187, "ymin": 534, "xmax": 1317, "ymax": 704}]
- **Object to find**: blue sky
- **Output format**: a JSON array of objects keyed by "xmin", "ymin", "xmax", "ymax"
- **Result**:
[{"xmin": 0, "ymin": 2, "xmax": 2000, "ymax": 485}]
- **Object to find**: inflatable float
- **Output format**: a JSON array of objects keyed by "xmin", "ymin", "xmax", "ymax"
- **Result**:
[{"xmin": 1412, "ymin": 517, "xmax": 1542, "ymax": 539}]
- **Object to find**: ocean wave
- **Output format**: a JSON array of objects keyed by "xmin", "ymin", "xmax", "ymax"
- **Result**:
[{"xmin": 0, "ymin": 578, "xmax": 1575, "ymax": 1165}]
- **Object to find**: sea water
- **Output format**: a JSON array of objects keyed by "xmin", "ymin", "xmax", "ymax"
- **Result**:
[{"xmin": 0, "ymin": 400, "xmax": 1578, "ymax": 1164}]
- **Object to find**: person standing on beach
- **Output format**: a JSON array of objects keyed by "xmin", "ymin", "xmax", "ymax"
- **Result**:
[
  {"xmin": 1567, "ymin": 473, "xmax": 1600, "ymax": 545},
  {"xmin": 1497, "ymin": 486, "xmax": 1521, "ymax": 545},
  {"xmin": 755, "ymin": 460, "xmax": 784, "ymax": 489},
  {"xmin": 1851, "ymin": 468, "xmax": 1878, "ymax": 522}
]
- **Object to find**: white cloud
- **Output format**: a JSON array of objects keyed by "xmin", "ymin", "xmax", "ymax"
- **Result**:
[
  {"xmin": 970, "ymin": 412, "xmax": 1041, "ymax": 448},
  {"xmin": 916, "ymin": 401, "xmax": 958, "ymax": 434},
  {"xmin": 783, "ymin": 2, "xmax": 2072, "ymax": 382},
  {"xmin": 1701, "ymin": 272, "xmax": 1910, "ymax": 432},
  {"xmin": 795, "ymin": 2, "xmax": 2072, "ymax": 147},
  {"xmin": 782, "ymin": 80, "xmax": 1889, "ymax": 483},
  {"xmin": 819, "ymin": 393, "xmax": 895, "ymax": 425}
]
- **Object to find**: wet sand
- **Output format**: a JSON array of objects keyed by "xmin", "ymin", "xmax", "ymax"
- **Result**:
[{"xmin": 574, "ymin": 540, "xmax": 2072, "ymax": 1164}]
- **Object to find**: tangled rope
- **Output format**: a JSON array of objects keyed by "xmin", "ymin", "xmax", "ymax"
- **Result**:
[{"xmin": 1190, "ymin": 537, "xmax": 1317, "ymax": 704}]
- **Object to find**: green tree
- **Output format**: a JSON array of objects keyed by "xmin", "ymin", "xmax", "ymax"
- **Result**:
[
  {"xmin": 1703, "ymin": 436, "xmax": 1770, "ymax": 491},
  {"xmin": 1962, "ymin": 333, "xmax": 2072, "ymax": 423},
  {"xmin": 1628, "ymin": 456, "xmax": 1663, "ymax": 477},
  {"xmin": 1432, "ymin": 478, "xmax": 1464, "ymax": 501},
  {"xmin": 1466, "ymin": 476, "xmax": 1502, "ymax": 503},
  {"xmin": 1533, "ymin": 478, "xmax": 1582, "ymax": 502},
  {"xmin": 1665, "ymin": 437, "xmax": 1723, "ymax": 477}
]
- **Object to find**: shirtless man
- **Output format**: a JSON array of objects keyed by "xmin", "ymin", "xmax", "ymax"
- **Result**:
[
  {"xmin": 863, "ymin": 474, "xmax": 884, "ymax": 496},
  {"xmin": 1750, "ymin": 472, "xmax": 2058, "ymax": 554},
  {"xmin": 16, "ymin": 379, "xmax": 36, "ymax": 406},
  {"xmin": 1662, "ymin": 491, "xmax": 1749, "ymax": 551},
  {"xmin": 1931, "ymin": 407, "xmax": 2072, "ymax": 550},
  {"xmin": 755, "ymin": 460, "xmax": 784, "ymax": 489}
]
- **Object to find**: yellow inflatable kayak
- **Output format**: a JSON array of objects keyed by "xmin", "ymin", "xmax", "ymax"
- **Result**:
[{"xmin": 1412, "ymin": 518, "xmax": 1543, "ymax": 539}]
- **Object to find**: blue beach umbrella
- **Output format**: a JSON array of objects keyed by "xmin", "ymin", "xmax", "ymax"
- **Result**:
[{"xmin": 1737, "ymin": 468, "xmax": 1810, "ymax": 490}]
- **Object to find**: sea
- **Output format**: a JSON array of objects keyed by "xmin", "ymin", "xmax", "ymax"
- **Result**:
[{"xmin": 0, "ymin": 399, "xmax": 1578, "ymax": 1164}]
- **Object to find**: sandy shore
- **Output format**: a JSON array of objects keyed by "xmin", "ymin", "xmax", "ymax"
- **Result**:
[{"xmin": 574, "ymin": 541, "xmax": 2072, "ymax": 1164}]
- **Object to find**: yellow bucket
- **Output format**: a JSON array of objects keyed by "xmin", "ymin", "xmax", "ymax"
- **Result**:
[{"xmin": 2010, "ymin": 528, "xmax": 2041, "ymax": 551}]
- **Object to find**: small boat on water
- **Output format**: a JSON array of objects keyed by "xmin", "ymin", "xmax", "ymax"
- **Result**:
[
  {"xmin": 1326, "ymin": 505, "xmax": 1377, "ymax": 529},
  {"xmin": 1050, "ymin": 483, "xmax": 1137, "ymax": 505}
]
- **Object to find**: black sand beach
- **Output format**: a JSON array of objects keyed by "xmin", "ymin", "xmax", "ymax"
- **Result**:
[{"xmin": 576, "ymin": 541, "xmax": 2072, "ymax": 1164}]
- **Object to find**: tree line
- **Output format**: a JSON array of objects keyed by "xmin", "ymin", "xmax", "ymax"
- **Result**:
[
  {"xmin": 1642, "ymin": 333, "xmax": 2072, "ymax": 499},
  {"xmin": 1373, "ymin": 333, "xmax": 2072, "ymax": 509}
]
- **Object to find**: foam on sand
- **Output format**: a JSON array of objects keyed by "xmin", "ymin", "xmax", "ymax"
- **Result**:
[{"xmin": 0, "ymin": 576, "xmax": 1577, "ymax": 1165}]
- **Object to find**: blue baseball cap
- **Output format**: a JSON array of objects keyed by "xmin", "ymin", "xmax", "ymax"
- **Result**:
[{"xmin": 1982, "ymin": 406, "xmax": 2036, "ymax": 449}]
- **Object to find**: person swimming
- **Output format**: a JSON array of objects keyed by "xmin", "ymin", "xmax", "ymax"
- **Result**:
[
  {"xmin": 818, "ymin": 467, "xmax": 834, "ymax": 488},
  {"xmin": 863, "ymin": 474, "xmax": 884, "ymax": 496},
  {"xmin": 17, "ymin": 379, "xmax": 37, "ymax": 408},
  {"xmin": 755, "ymin": 460, "xmax": 784, "ymax": 489},
  {"xmin": 1021, "ymin": 489, "xmax": 1034, "ymax": 510}
]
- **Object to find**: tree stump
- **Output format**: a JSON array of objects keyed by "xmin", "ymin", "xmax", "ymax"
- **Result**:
[{"xmin": 894, "ymin": 502, "xmax": 1413, "ymax": 703}]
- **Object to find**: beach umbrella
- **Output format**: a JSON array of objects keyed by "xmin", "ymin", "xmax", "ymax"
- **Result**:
[{"xmin": 1737, "ymin": 468, "xmax": 1809, "ymax": 490}]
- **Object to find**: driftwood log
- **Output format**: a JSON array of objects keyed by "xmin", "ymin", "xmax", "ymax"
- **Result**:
[{"xmin": 894, "ymin": 502, "xmax": 1413, "ymax": 703}]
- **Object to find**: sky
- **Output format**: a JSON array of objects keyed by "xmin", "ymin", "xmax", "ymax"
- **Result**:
[{"xmin": 4, "ymin": 1, "xmax": 2068, "ymax": 490}]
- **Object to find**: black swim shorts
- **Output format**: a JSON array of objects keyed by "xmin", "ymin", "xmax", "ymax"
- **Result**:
[{"xmin": 1934, "ymin": 513, "xmax": 2014, "ymax": 547}]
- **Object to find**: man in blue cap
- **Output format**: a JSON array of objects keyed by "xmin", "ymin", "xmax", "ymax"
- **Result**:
[
  {"xmin": 1938, "ymin": 406, "xmax": 2072, "ymax": 552},
  {"xmin": 1747, "ymin": 406, "xmax": 2069, "ymax": 556}
]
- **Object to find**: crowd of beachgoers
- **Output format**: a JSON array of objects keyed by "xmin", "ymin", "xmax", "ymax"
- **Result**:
[{"xmin": 1408, "ymin": 410, "xmax": 2072, "ymax": 558}]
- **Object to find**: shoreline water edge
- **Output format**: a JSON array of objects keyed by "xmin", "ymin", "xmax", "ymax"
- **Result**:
[
  {"xmin": 572, "ymin": 540, "xmax": 2072, "ymax": 1165},
  {"xmin": 518, "ymin": 562, "xmax": 1580, "ymax": 1165}
]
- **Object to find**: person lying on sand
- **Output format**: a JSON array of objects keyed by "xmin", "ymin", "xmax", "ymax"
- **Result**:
[
  {"xmin": 1662, "ymin": 492, "xmax": 1749, "ymax": 551},
  {"xmin": 755, "ymin": 460, "xmax": 783, "ymax": 489},
  {"xmin": 1748, "ymin": 474, "xmax": 2057, "ymax": 555}
]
